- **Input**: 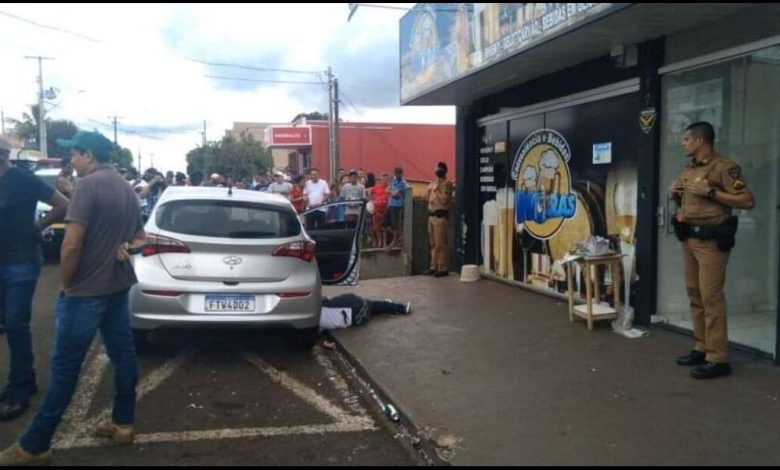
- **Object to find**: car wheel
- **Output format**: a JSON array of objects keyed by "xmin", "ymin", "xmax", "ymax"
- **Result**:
[
  {"xmin": 296, "ymin": 327, "xmax": 320, "ymax": 350},
  {"xmin": 132, "ymin": 330, "xmax": 150, "ymax": 352}
]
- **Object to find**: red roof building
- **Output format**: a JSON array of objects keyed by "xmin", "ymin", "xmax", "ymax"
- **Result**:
[{"xmin": 264, "ymin": 120, "xmax": 455, "ymax": 181}]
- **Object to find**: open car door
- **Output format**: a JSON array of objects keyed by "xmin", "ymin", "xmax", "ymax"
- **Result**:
[{"xmin": 302, "ymin": 200, "xmax": 367, "ymax": 286}]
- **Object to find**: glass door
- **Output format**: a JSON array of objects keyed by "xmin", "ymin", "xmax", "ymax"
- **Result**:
[{"xmin": 656, "ymin": 45, "xmax": 780, "ymax": 356}]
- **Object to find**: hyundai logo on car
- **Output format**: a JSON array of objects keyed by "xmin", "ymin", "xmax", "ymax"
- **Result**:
[{"xmin": 223, "ymin": 256, "xmax": 243, "ymax": 266}]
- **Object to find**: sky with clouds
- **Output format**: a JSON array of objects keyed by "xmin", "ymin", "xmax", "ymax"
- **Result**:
[{"xmin": 0, "ymin": 3, "xmax": 454, "ymax": 172}]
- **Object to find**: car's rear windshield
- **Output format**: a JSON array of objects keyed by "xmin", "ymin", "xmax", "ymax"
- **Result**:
[{"xmin": 155, "ymin": 199, "xmax": 301, "ymax": 239}]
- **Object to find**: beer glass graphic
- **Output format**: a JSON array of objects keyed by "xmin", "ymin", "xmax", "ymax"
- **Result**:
[{"xmin": 533, "ymin": 150, "xmax": 561, "ymax": 224}]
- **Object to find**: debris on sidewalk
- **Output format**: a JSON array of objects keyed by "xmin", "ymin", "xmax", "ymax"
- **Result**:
[
  {"xmin": 419, "ymin": 425, "xmax": 464, "ymax": 462},
  {"xmin": 322, "ymin": 340, "xmax": 337, "ymax": 350}
]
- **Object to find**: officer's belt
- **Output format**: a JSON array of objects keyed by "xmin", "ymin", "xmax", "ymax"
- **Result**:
[
  {"xmin": 429, "ymin": 209, "xmax": 449, "ymax": 218},
  {"xmin": 672, "ymin": 216, "xmax": 738, "ymax": 252},
  {"xmin": 685, "ymin": 223, "xmax": 719, "ymax": 240}
]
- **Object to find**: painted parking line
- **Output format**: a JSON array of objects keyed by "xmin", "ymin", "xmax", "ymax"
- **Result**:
[{"xmin": 52, "ymin": 343, "xmax": 375, "ymax": 450}]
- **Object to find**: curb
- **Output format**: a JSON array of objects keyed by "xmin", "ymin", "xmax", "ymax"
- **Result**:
[{"xmin": 324, "ymin": 331, "xmax": 451, "ymax": 466}]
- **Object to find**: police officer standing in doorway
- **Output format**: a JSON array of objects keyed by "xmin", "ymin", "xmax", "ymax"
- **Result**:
[
  {"xmin": 670, "ymin": 122, "xmax": 755, "ymax": 379},
  {"xmin": 424, "ymin": 162, "xmax": 454, "ymax": 278}
]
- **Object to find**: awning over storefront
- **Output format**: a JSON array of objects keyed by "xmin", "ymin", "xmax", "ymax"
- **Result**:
[{"xmin": 401, "ymin": 3, "xmax": 753, "ymax": 106}]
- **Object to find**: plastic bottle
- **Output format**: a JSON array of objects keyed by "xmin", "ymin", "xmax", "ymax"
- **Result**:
[{"xmin": 384, "ymin": 403, "xmax": 400, "ymax": 422}]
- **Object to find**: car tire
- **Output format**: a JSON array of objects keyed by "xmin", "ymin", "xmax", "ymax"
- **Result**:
[
  {"xmin": 132, "ymin": 330, "xmax": 150, "ymax": 353},
  {"xmin": 296, "ymin": 327, "xmax": 320, "ymax": 350}
]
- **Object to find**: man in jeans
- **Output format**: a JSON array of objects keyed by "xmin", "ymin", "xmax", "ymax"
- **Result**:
[
  {"xmin": 0, "ymin": 137, "xmax": 69, "ymax": 422},
  {"xmin": 0, "ymin": 131, "xmax": 146, "ymax": 465},
  {"xmin": 385, "ymin": 166, "xmax": 408, "ymax": 248},
  {"xmin": 340, "ymin": 170, "xmax": 366, "ymax": 228}
]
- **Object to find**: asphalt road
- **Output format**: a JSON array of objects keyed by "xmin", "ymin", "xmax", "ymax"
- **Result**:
[{"xmin": 0, "ymin": 262, "xmax": 424, "ymax": 466}]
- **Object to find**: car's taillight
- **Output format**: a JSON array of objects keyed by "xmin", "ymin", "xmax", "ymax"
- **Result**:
[
  {"xmin": 141, "ymin": 233, "xmax": 191, "ymax": 257},
  {"xmin": 272, "ymin": 241, "xmax": 315, "ymax": 262},
  {"xmin": 277, "ymin": 292, "xmax": 311, "ymax": 298}
]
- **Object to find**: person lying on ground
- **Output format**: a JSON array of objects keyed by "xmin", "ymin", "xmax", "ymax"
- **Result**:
[{"xmin": 319, "ymin": 294, "xmax": 411, "ymax": 331}]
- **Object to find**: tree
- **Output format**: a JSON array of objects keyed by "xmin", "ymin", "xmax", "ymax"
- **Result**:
[
  {"xmin": 7, "ymin": 104, "xmax": 79, "ymax": 157},
  {"xmin": 186, "ymin": 131, "xmax": 272, "ymax": 182},
  {"xmin": 47, "ymin": 120, "xmax": 79, "ymax": 159},
  {"xmin": 9, "ymin": 104, "xmax": 40, "ymax": 149},
  {"xmin": 109, "ymin": 145, "xmax": 133, "ymax": 169},
  {"xmin": 291, "ymin": 111, "xmax": 328, "ymax": 123}
]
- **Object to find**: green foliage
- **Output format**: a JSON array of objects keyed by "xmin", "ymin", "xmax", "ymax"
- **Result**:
[{"xmin": 186, "ymin": 131, "xmax": 273, "ymax": 181}]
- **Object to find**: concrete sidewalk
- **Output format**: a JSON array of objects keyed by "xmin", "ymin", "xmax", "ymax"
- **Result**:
[{"xmin": 324, "ymin": 276, "xmax": 780, "ymax": 466}]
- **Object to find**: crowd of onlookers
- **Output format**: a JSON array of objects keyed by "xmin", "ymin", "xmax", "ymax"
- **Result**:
[{"xmin": 117, "ymin": 165, "xmax": 410, "ymax": 248}]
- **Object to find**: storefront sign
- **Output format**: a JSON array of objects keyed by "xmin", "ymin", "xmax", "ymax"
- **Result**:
[
  {"xmin": 592, "ymin": 142, "xmax": 612, "ymax": 164},
  {"xmin": 511, "ymin": 129, "xmax": 576, "ymax": 240},
  {"xmin": 268, "ymin": 126, "xmax": 312, "ymax": 146},
  {"xmin": 400, "ymin": 3, "xmax": 617, "ymax": 103}
]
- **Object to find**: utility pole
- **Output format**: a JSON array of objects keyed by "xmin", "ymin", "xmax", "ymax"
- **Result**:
[
  {"xmin": 333, "ymin": 77, "xmax": 340, "ymax": 177},
  {"xmin": 109, "ymin": 116, "xmax": 121, "ymax": 145},
  {"xmin": 326, "ymin": 67, "xmax": 340, "ymax": 181},
  {"xmin": 327, "ymin": 66, "xmax": 335, "ymax": 181},
  {"xmin": 1, "ymin": 110, "xmax": 5, "ymax": 135},
  {"xmin": 202, "ymin": 120, "xmax": 207, "ymax": 146},
  {"xmin": 25, "ymin": 55, "xmax": 53, "ymax": 158}
]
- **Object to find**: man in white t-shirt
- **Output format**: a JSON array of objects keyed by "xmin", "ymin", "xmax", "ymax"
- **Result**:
[
  {"xmin": 267, "ymin": 172, "xmax": 293, "ymax": 199},
  {"xmin": 304, "ymin": 168, "xmax": 330, "ymax": 229}
]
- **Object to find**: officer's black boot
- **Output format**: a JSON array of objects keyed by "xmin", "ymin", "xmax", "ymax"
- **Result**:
[
  {"xmin": 676, "ymin": 350, "xmax": 707, "ymax": 366},
  {"xmin": 691, "ymin": 362, "xmax": 732, "ymax": 379}
]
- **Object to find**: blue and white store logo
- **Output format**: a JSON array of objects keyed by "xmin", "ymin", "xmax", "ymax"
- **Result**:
[{"xmin": 511, "ymin": 129, "xmax": 577, "ymax": 240}]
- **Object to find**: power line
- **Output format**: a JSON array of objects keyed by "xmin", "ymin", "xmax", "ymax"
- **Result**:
[
  {"xmin": 0, "ymin": 10, "xmax": 102, "ymax": 42},
  {"xmin": 338, "ymin": 89, "xmax": 361, "ymax": 115},
  {"xmin": 351, "ymin": 4, "xmax": 411, "ymax": 11},
  {"xmin": 349, "ymin": 3, "xmax": 459, "ymax": 12},
  {"xmin": 1, "ymin": 9, "xmax": 326, "ymax": 78},
  {"xmin": 185, "ymin": 57, "xmax": 321, "ymax": 76},
  {"xmin": 83, "ymin": 117, "xmax": 166, "ymax": 141},
  {"xmin": 204, "ymin": 75, "xmax": 324, "ymax": 85}
]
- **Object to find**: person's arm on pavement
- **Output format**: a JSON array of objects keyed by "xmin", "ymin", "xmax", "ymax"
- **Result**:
[{"xmin": 60, "ymin": 222, "xmax": 87, "ymax": 289}]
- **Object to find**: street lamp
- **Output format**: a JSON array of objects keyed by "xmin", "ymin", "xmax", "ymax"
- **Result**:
[{"xmin": 45, "ymin": 89, "xmax": 86, "ymax": 113}]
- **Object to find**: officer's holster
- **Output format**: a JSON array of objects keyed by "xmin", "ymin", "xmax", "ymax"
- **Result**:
[{"xmin": 673, "ymin": 216, "xmax": 739, "ymax": 252}]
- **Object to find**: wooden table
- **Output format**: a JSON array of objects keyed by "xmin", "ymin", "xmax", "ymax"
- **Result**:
[{"xmin": 565, "ymin": 254, "xmax": 624, "ymax": 331}]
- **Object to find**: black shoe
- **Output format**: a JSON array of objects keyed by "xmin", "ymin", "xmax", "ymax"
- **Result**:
[
  {"xmin": 691, "ymin": 362, "xmax": 732, "ymax": 379},
  {"xmin": 0, "ymin": 399, "xmax": 30, "ymax": 422},
  {"xmin": 434, "ymin": 271, "xmax": 449, "ymax": 278},
  {"xmin": 422, "ymin": 270, "xmax": 437, "ymax": 276},
  {"xmin": 676, "ymin": 350, "xmax": 707, "ymax": 366},
  {"xmin": 0, "ymin": 384, "xmax": 39, "ymax": 403}
]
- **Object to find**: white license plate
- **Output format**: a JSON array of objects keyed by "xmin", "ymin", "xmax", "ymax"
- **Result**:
[{"xmin": 205, "ymin": 295, "xmax": 255, "ymax": 312}]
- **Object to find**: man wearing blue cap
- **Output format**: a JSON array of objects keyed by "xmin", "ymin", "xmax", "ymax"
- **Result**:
[
  {"xmin": 0, "ymin": 137, "xmax": 69, "ymax": 424},
  {"xmin": 0, "ymin": 131, "xmax": 145, "ymax": 465}
]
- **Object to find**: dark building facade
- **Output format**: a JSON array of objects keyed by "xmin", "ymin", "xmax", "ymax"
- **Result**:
[{"xmin": 401, "ymin": 3, "xmax": 780, "ymax": 361}]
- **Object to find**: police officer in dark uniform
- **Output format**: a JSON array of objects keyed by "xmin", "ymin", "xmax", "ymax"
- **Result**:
[{"xmin": 670, "ymin": 122, "xmax": 755, "ymax": 379}]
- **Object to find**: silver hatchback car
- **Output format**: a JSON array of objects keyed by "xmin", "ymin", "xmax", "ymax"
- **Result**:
[{"xmin": 129, "ymin": 186, "xmax": 365, "ymax": 349}]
